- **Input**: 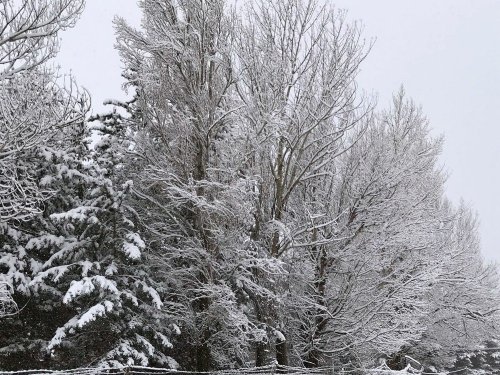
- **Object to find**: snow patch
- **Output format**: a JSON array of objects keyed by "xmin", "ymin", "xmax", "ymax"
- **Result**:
[
  {"xmin": 105, "ymin": 262, "xmax": 118, "ymax": 276},
  {"xmin": 275, "ymin": 330, "xmax": 285, "ymax": 343},
  {"xmin": 171, "ymin": 324, "xmax": 181, "ymax": 335},
  {"xmin": 77, "ymin": 301, "xmax": 114, "ymax": 328},
  {"xmin": 63, "ymin": 276, "xmax": 119, "ymax": 304},
  {"xmin": 156, "ymin": 332, "xmax": 173, "ymax": 349},
  {"xmin": 122, "ymin": 242, "xmax": 141, "ymax": 260},
  {"xmin": 122, "ymin": 232, "xmax": 145, "ymax": 260}
]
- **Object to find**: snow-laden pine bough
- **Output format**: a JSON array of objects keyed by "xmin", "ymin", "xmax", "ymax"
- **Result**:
[{"xmin": 0, "ymin": 281, "xmax": 17, "ymax": 317}]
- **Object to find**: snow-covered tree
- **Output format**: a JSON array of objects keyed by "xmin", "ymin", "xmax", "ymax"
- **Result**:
[
  {"xmin": 0, "ymin": 0, "xmax": 84, "ymax": 78},
  {"xmin": 0, "ymin": 104, "xmax": 176, "ymax": 369},
  {"xmin": 280, "ymin": 90, "xmax": 446, "ymax": 369},
  {"xmin": 409, "ymin": 203, "xmax": 500, "ymax": 371},
  {"xmin": 234, "ymin": 0, "xmax": 372, "ymax": 366},
  {"xmin": 1, "ymin": 0, "xmax": 500, "ymax": 372},
  {"xmin": 114, "ymin": 1, "xmax": 265, "ymax": 369},
  {"xmin": 0, "ymin": 0, "xmax": 85, "ymax": 222}
]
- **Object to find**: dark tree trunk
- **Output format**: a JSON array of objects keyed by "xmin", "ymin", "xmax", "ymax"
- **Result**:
[
  {"xmin": 254, "ymin": 294, "xmax": 268, "ymax": 367},
  {"xmin": 196, "ymin": 341, "xmax": 212, "ymax": 372},
  {"xmin": 276, "ymin": 336, "xmax": 289, "ymax": 372},
  {"xmin": 192, "ymin": 282, "xmax": 212, "ymax": 371},
  {"xmin": 304, "ymin": 352, "xmax": 320, "ymax": 368},
  {"xmin": 304, "ymin": 226, "xmax": 330, "ymax": 368},
  {"xmin": 255, "ymin": 341, "xmax": 267, "ymax": 367}
]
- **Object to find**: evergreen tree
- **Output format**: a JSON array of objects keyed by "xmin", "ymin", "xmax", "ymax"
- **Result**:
[{"xmin": 0, "ymin": 106, "xmax": 176, "ymax": 369}]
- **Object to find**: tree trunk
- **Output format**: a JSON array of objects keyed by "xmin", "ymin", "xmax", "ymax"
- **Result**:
[
  {"xmin": 304, "ymin": 226, "xmax": 329, "ymax": 368},
  {"xmin": 193, "ymin": 291, "xmax": 212, "ymax": 371},
  {"xmin": 254, "ymin": 293, "xmax": 267, "ymax": 367},
  {"xmin": 276, "ymin": 336, "xmax": 289, "ymax": 368},
  {"xmin": 196, "ymin": 341, "xmax": 212, "ymax": 372},
  {"xmin": 273, "ymin": 138, "xmax": 290, "ymax": 368},
  {"xmin": 255, "ymin": 341, "xmax": 267, "ymax": 367}
]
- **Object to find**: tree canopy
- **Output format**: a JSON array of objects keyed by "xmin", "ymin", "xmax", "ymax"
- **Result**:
[{"xmin": 0, "ymin": 0, "xmax": 499, "ymax": 373}]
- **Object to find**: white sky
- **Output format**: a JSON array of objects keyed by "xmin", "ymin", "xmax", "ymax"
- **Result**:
[{"xmin": 55, "ymin": 1, "xmax": 500, "ymax": 262}]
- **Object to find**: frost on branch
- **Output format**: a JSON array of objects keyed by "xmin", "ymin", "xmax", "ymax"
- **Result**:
[
  {"xmin": 0, "ymin": 0, "xmax": 86, "ymax": 222},
  {"xmin": 0, "ymin": 0, "xmax": 85, "ymax": 79}
]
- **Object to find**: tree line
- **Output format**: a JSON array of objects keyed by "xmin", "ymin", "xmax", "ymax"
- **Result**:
[{"xmin": 1, "ymin": 0, "xmax": 499, "ymax": 373}]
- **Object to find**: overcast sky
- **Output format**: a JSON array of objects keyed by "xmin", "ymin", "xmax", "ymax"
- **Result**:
[{"xmin": 55, "ymin": 1, "xmax": 500, "ymax": 262}]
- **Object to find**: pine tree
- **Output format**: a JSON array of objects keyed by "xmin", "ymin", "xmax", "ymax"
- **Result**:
[{"xmin": 0, "ymin": 106, "xmax": 176, "ymax": 369}]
